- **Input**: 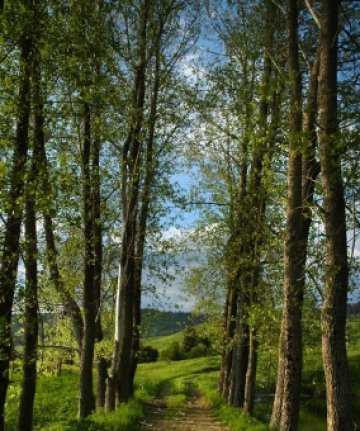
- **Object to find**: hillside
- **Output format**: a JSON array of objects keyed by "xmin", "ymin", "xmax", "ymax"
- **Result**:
[{"xmin": 141, "ymin": 309, "xmax": 204, "ymax": 337}]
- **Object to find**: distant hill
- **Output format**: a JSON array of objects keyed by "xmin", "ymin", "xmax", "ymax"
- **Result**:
[
  {"xmin": 141, "ymin": 308, "xmax": 204, "ymax": 337},
  {"xmin": 12, "ymin": 308, "xmax": 202, "ymax": 341}
]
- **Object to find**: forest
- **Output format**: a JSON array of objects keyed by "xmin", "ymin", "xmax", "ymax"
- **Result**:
[{"xmin": 0, "ymin": 0, "xmax": 359, "ymax": 431}]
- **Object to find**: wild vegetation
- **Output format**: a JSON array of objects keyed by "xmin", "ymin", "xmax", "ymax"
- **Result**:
[{"xmin": 0, "ymin": 1, "xmax": 359, "ymax": 431}]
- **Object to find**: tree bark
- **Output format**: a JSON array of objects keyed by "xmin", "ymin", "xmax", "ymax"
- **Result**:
[
  {"xmin": 243, "ymin": 328, "xmax": 258, "ymax": 414},
  {"xmin": 220, "ymin": 77, "xmax": 253, "ymax": 405},
  {"xmin": 228, "ymin": 290, "xmax": 250, "ymax": 407},
  {"xmin": 219, "ymin": 279, "xmax": 238, "ymax": 398},
  {"xmin": 129, "ymin": 15, "xmax": 163, "ymax": 390},
  {"xmin": 79, "ymin": 101, "xmax": 96, "ymax": 418},
  {"xmin": 17, "ymin": 151, "xmax": 38, "ymax": 431},
  {"xmin": 318, "ymin": 1, "xmax": 352, "ymax": 430},
  {"xmin": 271, "ymin": 1, "xmax": 303, "ymax": 429},
  {"xmin": 16, "ymin": 47, "xmax": 46, "ymax": 431},
  {"xmin": 0, "ymin": 6, "xmax": 32, "ymax": 428},
  {"xmin": 271, "ymin": 38, "xmax": 320, "ymax": 431},
  {"xmin": 93, "ymin": 101, "xmax": 107, "ymax": 409}
]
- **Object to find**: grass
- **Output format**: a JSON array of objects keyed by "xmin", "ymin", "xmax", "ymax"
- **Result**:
[
  {"xmin": 5, "ymin": 318, "xmax": 360, "ymax": 430},
  {"xmin": 143, "ymin": 330, "xmax": 183, "ymax": 352},
  {"xmin": 5, "ymin": 365, "xmax": 158, "ymax": 431}
]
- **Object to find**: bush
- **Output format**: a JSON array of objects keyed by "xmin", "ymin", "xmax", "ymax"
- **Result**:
[
  {"xmin": 160, "ymin": 342, "xmax": 183, "ymax": 361},
  {"xmin": 182, "ymin": 327, "xmax": 198, "ymax": 353},
  {"xmin": 138, "ymin": 345, "xmax": 159, "ymax": 363},
  {"xmin": 182, "ymin": 327, "xmax": 212, "ymax": 359},
  {"xmin": 186, "ymin": 343, "xmax": 209, "ymax": 359}
]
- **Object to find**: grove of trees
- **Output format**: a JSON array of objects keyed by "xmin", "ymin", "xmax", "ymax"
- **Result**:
[{"xmin": 0, "ymin": 1, "xmax": 359, "ymax": 431}]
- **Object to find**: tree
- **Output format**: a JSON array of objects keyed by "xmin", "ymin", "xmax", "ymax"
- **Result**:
[
  {"xmin": 270, "ymin": 0, "xmax": 303, "ymax": 427},
  {"xmin": 107, "ymin": 0, "xmax": 199, "ymax": 408},
  {"xmin": 0, "ymin": 2, "xmax": 33, "ymax": 429},
  {"xmin": 199, "ymin": 0, "xmax": 284, "ymax": 411},
  {"xmin": 107, "ymin": 0, "xmax": 151, "ymax": 408},
  {"xmin": 318, "ymin": 1, "xmax": 352, "ymax": 429},
  {"xmin": 16, "ymin": 38, "xmax": 45, "ymax": 431}
]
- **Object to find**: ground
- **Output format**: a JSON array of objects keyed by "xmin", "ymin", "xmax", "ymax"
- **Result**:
[{"xmin": 140, "ymin": 382, "xmax": 229, "ymax": 431}]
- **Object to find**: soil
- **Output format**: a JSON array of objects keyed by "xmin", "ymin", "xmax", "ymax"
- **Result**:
[{"xmin": 139, "ymin": 383, "xmax": 230, "ymax": 431}]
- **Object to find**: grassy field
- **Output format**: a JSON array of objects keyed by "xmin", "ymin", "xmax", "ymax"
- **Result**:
[
  {"xmin": 4, "ymin": 318, "xmax": 360, "ymax": 430},
  {"xmin": 144, "ymin": 330, "xmax": 183, "ymax": 352}
]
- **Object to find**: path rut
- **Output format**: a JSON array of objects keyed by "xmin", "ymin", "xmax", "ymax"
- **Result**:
[{"xmin": 139, "ymin": 384, "xmax": 229, "ymax": 431}]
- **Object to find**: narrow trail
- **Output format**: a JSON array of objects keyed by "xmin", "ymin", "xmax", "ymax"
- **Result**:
[{"xmin": 139, "ymin": 383, "xmax": 230, "ymax": 431}]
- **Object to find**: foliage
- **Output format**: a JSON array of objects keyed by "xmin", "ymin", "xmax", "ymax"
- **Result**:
[
  {"xmin": 138, "ymin": 345, "xmax": 159, "ymax": 363},
  {"xmin": 160, "ymin": 341, "xmax": 183, "ymax": 361}
]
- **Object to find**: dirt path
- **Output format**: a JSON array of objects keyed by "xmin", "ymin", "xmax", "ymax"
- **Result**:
[{"xmin": 139, "ymin": 384, "xmax": 230, "ymax": 431}]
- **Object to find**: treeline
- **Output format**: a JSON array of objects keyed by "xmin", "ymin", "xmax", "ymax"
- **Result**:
[{"xmin": 141, "ymin": 309, "xmax": 205, "ymax": 337}]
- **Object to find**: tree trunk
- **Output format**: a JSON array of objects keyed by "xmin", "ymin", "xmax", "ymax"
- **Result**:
[
  {"xmin": 228, "ymin": 290, "xmax": 250, "ymax": 407},
  {"xmin": 79, "ymin": 101, "xmax": 96, "ymax": 418},
  {"xmin": 219, "ymin": 48, "xmax": 258, "ymax": 402},
  {"xmin": 0, "ymin": 15, "xmax": 32, "ymax": 430},
  {"xmin": 96, "ymin": 358, "xmax": 108, "ymax": 409},
  {"xmin": 271, "ymin": 36, "xmax": 320, "ymax": 431},
  {"xmin": 17, "ymin": 164, "xmax": 39, "ymax": 431},
  {"xmin": 318, "ymin": 2, "xmax": 352, "ymax": 430},
  {"xmin": 219, "ymin": 279, "xmax": 238, "ymax": 398},
  {"xmin": 129, "ymin": 17, "xmax": 163, "ymax": 389},
  {"xmin": 106, "ymin": 267, "xmax": 121, "ymax": 411},
  {"xmin": 16, "ymin": 48, "xmax": 46, "ymax": 431},
  {"xmin": 243, "ymin": 329, "xmax": 258, "ymax": 414},
  {"xmin": 271, "ymin": 1, "xmax": 303, "ymax": 429},
  {"xmin": 93, "ymin": 123, "xmax": 107, "ymax": 409},
  {"xmin": 107, "ymin": 0, "xmax": 150, "ymax": 409}
]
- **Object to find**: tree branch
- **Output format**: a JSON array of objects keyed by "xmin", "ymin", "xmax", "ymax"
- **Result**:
[{"xmin": 304, "ymin": 0, "xmax": 321, "ymax": 29}]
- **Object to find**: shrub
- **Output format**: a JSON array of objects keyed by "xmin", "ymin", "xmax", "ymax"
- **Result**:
[
  {"xmin": 186, "ymin": 343, "xmax": 209, "ymax": 359},
  {"xmin": 161, "ymin": 342, "xmax": 183, "ymax": 361},
  {"xmin": 182, "ymin": 327, "xmax": 198, "ymax": 353},
  {"xmin": 138, "ymin": 345, "xmax": 159, "ymax": 363},
  {"xmin": 182, "ymin": 327, "xmax": 212, "ymax": 359}
]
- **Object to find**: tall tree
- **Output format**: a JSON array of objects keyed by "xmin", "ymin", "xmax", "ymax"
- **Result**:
[
  {"xmin": 211, "ymin": 0, "xmax": 282, "ymax": 409},
  {"xmin": 318, "ymin": 1, "xmax": 352, "ymax": 429},
  {"xmin": 107, "ymin": 0, "xmax": 151, "ymax": 408},
  {"xmin": 271, "ymin": 0, "xmax": 304, "ymax": 429},
  {"xmin": 17, "ymin": 48, "xmax": 43, "ymax": 431},
  {"xmin": 77, "ymin": 0, "xmax": 107, "ymax": 416},
  {"xmin": 78, "ymin": 100, "xmax": 97, "ymax": 417},
  {"xmin": 128, "ymin": 13, "xmax": 163, "ymax": 387},
  {"xmin": 0, "ymin": 2, "xmax": 33, "ymax": 429}
]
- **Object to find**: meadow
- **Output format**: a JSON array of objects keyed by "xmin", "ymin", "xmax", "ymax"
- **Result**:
[{"xmin": 5, "ymin": 318, "xmax": 360, "ymax": 431}]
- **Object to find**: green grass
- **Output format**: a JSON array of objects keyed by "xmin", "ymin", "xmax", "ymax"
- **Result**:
[
  {"xmin": 5, "ymin": 365, "xmax": 159, "ymax": 431},
  {"xmin": 143, "ymin": 330, "xmax": 183, "ymax": 352},
  {"xmin": 5, "ymin": 367, "xmax": 80, "ymax": 430},
  {"xmin": 5, "ymin": 320, "xmax": 360, "ymax": 430}
]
